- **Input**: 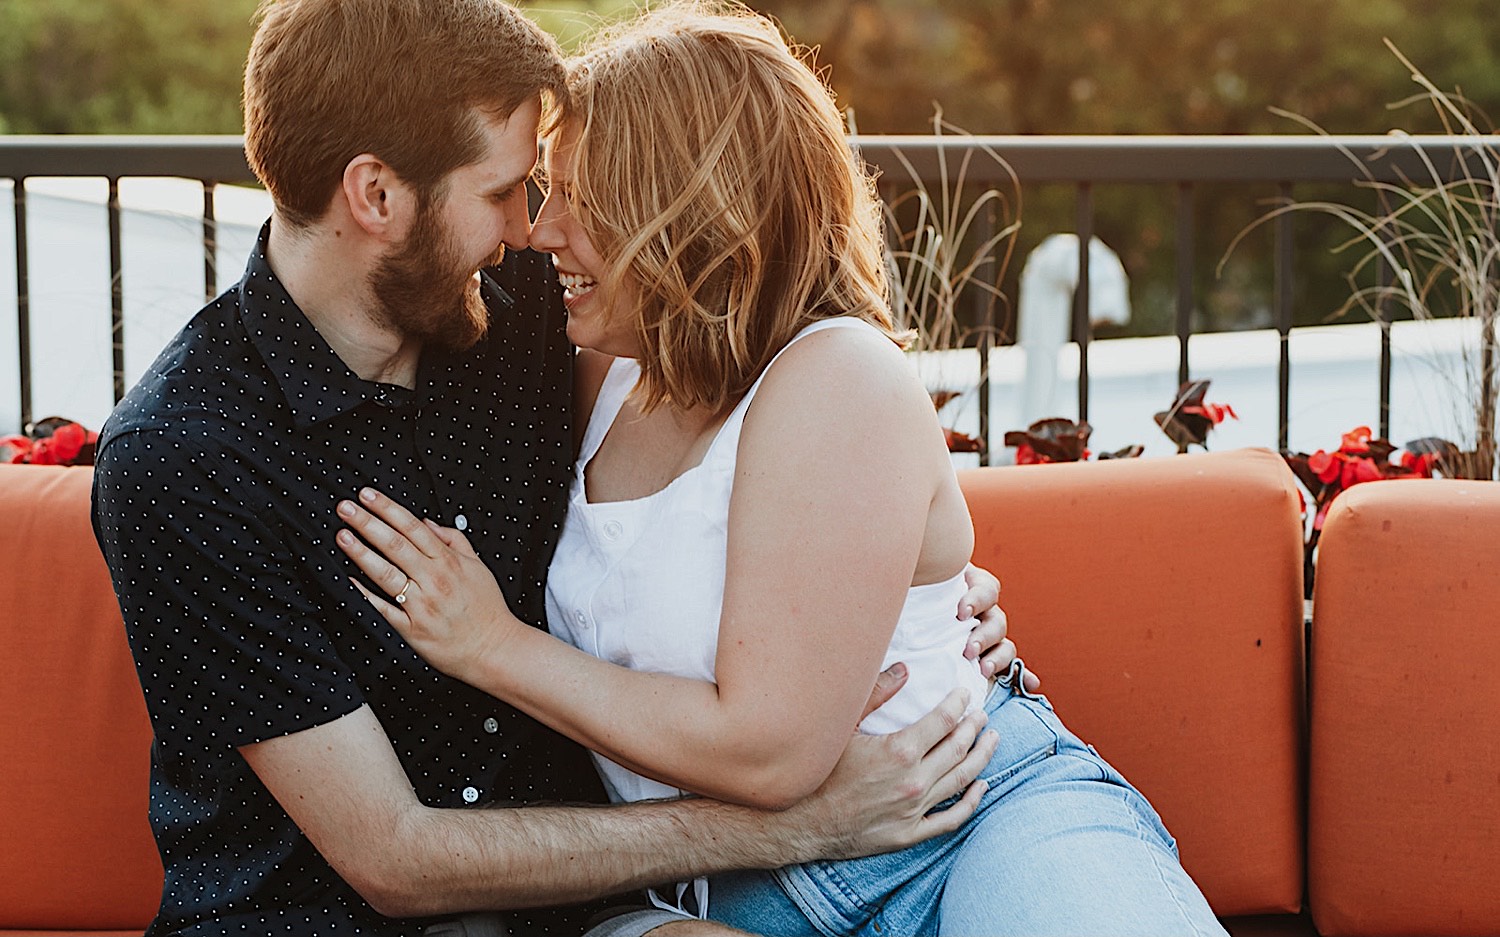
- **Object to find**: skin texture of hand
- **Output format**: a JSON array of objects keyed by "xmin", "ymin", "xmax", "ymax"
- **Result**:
[
  {"xmin": 957, "ymin": 564, "xmax": 1040, "ymax": 692},
  {"xmin": 337, "ymin": 488, "xmax": 523, "ymax": 684},
  {"xmin": 782, "ymin": 677, "xmax": 1000, "ymax": 861}
]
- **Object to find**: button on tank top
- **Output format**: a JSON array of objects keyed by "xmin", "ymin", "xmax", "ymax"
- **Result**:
[{"xmin": 544, "ymin": 317, "xmax": 989, "ymax": 806}]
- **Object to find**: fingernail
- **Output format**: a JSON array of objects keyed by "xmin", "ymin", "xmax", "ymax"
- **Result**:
[
  {"xmin": 337, "ymin": 530, "xmax": 353, "ymax": 546},
  {"xmin": 982, "ymin": 660, "xmax": 996, "ymax": 677},
  {"xmin": 338, "ymin": 501, "xmax": 355, "ymax": 517},
  {"xmin": 959, "ymin": 604, "xmax": 974, "ymax": 620},
  {"xmin": 360, "ymin": 487, "xmax": 377, "ymax": 502},
  {"xmin": 967, "ymin": 641, "xmax": 980, "ymax": 659},
  {"xmin": 889, "ymin": 662, "xmax": 907, "ymax": 679}
]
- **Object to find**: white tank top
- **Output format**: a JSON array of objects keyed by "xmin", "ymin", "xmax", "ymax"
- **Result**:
[{"xmin": 544, "ymin": 317, "xmax": 989, "ymax": 807}]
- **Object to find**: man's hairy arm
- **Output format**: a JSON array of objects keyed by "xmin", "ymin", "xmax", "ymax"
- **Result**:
[{"xmin": 242, "ymin": 671, "xmax": 995, "ymax": 918}]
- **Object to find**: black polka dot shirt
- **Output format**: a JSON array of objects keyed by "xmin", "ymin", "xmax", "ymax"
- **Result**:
[{"xmin": 91, "ymin": 223, "xmax": 608, "ymax": 937}]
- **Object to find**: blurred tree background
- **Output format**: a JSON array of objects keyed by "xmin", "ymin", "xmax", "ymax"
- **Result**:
[{"xmin": 3, "ymin": 0, "xmax": 1497, "ymax": 336}]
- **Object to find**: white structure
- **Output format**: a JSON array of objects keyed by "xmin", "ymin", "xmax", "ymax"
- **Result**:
[{"xmin": 1017, "ymin": 233, "xmax": 1131, "ymax": 427}]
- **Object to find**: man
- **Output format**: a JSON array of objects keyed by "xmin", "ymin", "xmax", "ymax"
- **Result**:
[{"xmin": 92, "ymin": 2, "xmax": 1011, "ymax": 935}]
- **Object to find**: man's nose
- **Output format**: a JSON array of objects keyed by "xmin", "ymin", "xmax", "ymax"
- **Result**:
[{"xmin": 502, "ymin": 196, "xmax": 533, "ymax": 251}]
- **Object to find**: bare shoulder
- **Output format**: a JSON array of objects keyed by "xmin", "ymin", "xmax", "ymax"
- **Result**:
[
  {"xmin": 748, "ymin": 322, "xmax": 930, "ymax": 425},
  {"xmin": 739, "ymin": 320, "xmax": 947, "ymax": 479}
]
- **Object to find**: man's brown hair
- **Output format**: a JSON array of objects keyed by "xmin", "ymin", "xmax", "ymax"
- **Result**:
[{"xmin": 245, "ymin": 0, "xmax": 565, "ymax": 227}]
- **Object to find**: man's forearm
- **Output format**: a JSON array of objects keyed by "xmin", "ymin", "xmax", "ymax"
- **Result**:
[{"xmin": 385, "ymin": 796, "xmax": 807, "ymax": 916}]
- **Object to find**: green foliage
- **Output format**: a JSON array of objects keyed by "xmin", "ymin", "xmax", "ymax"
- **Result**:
[
  {"xmin": 3, "ymin": 0, "xmax": 1497, "ymax": 341},
  {"xmin": 755, "ymin": 0, "xmax": 1500, "ymax": 136},
  {"xmin": 513, "ymin": 0, "xmax": 640, "ymax": 52},
  {"xmin": 0, "ymin": 0, "xmax": 258, "ymax": 134}
]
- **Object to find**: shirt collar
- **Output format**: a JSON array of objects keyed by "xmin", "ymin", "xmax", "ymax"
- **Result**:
[{"xmin": 236, "ymin": 221, "xmax": 517, "ymax": 428}]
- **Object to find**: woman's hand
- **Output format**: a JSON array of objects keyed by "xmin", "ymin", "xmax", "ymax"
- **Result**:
[
  {"xmin": 335, "ymin": 487, "xmax": 519, "ymax": 680},
  {"xmin": 958, "ymin": 563, "xmax": 1039, "ymax": 692}
]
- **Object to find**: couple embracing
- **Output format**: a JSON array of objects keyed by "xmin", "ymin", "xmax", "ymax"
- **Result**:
[{"xmin": 92, "ymin": 1, "xmax": 1224, "ymax": 935}]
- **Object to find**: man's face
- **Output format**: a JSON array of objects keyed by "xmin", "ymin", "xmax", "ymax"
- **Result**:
[{"xmin": 369, "ymin": 97, "xmax": 542, "ymax": 353}]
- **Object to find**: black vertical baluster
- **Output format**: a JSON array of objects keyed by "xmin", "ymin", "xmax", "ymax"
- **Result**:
[
  {"xmin": 1175, "ymin": 183, "xmax": 1195, "ymax": 454},
  {"xmin": 1074, "ymin": 183, "xmax": 1093, "ymax": 425},
  {"xmin": 14, "ymin": 179, "xmax": 31, "ymax": 431},
  {"xmin": 1275, "ymin": 181, "xmax": 1294, "ymax": 452},
  {"xmin": 975, "ymin": 199, "xmax": 996, "ymax": 466},
  {"xmin": 1375, "ymin": 192, "xmax": 1393, "ymax": 440},
  {"xmin": 203, "ymin": 181, "xmax": 217, "ymax": 301},
  {"xmin": 108, "ymin": 177, "xmax": 125, "ymax": 403},
  {"xmin": 15, "ymin": 178, "xmax": 31, "ymax": 431}
]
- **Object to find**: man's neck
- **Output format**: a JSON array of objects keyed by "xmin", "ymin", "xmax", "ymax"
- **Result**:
[{"xmin": 265, "ymin": 214, "xmax": 422, "ymax": 388}]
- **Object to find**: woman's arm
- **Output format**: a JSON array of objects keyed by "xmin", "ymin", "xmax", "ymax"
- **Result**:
[{"xmin": 338, "ymin": 328, "xmax": 967, "ymax": 809}]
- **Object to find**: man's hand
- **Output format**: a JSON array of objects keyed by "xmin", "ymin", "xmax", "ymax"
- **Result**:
[
  {"xmin": 785, "ymin": 677, "xmax": 999, "ymax": 863},
  {"xmin": 959, "ymin": 563, "xmax": 1039, "ymax": 691}
]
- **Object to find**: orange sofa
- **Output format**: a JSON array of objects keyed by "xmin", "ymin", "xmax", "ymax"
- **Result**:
[{"xmin": 3, "ymin": 451, "xmax": 1496, "ymax": 936}]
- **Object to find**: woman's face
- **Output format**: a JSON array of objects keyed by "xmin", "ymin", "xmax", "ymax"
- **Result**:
[{"xmin": 531, "ymin": 126, "xmax": 641, "ymax": 357}]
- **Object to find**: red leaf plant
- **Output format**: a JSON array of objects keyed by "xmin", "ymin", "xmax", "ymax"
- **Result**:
[
  {"xmin": 2, "ymin": 417, "xmax": 99, "ymax": 466},
  {"xmin": 930, "ymin": 390, "xmax": 986, "ymax": 454},
  {"xmin": 1283, "ymin": 426, "xmax": 1457, "ymax": 592},
  {"xmin": 1002, "ymin": 418, "xmax": 1146, "ymax": 465},
  {"xmin": 1155, "ymin": 380, "xmax": 1238, "ymax": 449},
  {"xmin": 1004, "ymin": 418, "xmax": 1092, "ymax": 464}
]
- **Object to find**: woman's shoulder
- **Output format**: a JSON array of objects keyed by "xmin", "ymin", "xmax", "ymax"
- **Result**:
[
  {"xmin": 740, "ymin": 317, "xmax": 936, "ymax": 451},
  {"xmin": 759, "ymin": 318, "xmax": 921, "ymax": 404}
]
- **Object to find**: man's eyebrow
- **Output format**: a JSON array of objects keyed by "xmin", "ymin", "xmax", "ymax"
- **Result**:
[{"xmin": 488, "ymin": 170, "xmax": 532, "ymax": 195}]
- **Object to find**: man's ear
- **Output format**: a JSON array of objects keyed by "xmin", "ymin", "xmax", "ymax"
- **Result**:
[{"xmin": 340, "ymin": 154, "xmax": 415, "ymax": 238}]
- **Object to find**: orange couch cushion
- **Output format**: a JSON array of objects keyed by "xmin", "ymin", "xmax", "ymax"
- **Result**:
[
  {"xmin": 959, "ymin": 448, "xmax": 1306, "ymax": 917},
  {"xmin": 0, "ymin": 465, "xmax": 160, "ymax": 932},
  {"xmin": 1308, "ymin": 479, "xmax": 1500, "ymax": 936}
]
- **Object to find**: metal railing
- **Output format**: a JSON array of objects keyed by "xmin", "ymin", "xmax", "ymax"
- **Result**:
[{"xmin": 2, "ymin": 134, "xmax": 1492, "ymax": 450}]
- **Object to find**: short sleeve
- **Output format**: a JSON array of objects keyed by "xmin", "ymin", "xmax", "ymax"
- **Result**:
[{"xmin": 92, "ymin": 429, "xmax": 365, "ymax": 768}]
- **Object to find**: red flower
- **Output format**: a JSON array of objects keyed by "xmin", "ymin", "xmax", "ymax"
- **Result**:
[
  {"xmin": 1307, "ymin": 449, "xmax": 1338, "ymax": 482},
  {"xmin": 1013, "ymin": 442, "xmax": 1048, "ymax": 465},
  {"xmin": 1, "ymin": 434, "xmax": 33, "ymax": 463},
  {"xmin": 1155, "ymin": 380, "xmax": 1237, "ymax": 449},
  {"xmin": 1284, "ymin": 428, "xmax": 1458, "ymax": 537},
  {"xmin": 2, "ymin": 418, "xmax": 99, "ymax": 466},
  {"xmin": 1181, "ymin": 401, "xmax": 1238, "ymax": 425},
  {"xmin": 1338, "ymin": 426, "xmax": 1373, "ymax": 456}
]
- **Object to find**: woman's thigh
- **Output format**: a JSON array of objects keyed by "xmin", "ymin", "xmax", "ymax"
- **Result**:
[
  {"xmin": 940, "ymin": 749, "xmax": 1228, "ymax": 936},
  {"xmin": 712, "ymin": 683, "xmax": 1226, "ymax": 937}
]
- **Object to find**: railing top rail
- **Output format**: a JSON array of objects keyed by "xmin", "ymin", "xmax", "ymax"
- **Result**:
[
  {"xmin": 2, "ymin": 132, "xmax": 1488, "ymax": 185},
  {"xmin": 854, "ymin": 133, "xmax": 1498, "ymax": 184},
  {"xmin": 0, "ymin": 132, "xmax": 1494, "ymax": 185},
  {"xmin": 0, "ymin": 135, "xmax": 253, "ymax": 182}
]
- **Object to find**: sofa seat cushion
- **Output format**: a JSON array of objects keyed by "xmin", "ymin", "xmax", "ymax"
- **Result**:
[
  {"xmin": 0, "ymin": 465, "xmax": 161, "ymax": 931},
  {"xmin": 959, "ymin": 448, "xmax": 1306, "ymax": 917}
]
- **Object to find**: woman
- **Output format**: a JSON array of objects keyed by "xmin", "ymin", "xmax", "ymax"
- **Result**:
[{"xmin": 337, "ymin": 4, "xmax": 1227, "ymax": 934}]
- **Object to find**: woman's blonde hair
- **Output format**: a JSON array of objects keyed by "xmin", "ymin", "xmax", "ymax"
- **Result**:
[{"xmin": 550, "ymin": 1, "xmax": 906, "ymax": 413}]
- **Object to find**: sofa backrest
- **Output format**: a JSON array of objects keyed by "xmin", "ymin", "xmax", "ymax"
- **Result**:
[
  {"xmin": 1309, "ymin": 479, "xmax": 1500, "ymax": 936},
  {"xmin": 959, "ymin": 447, "xmax": 1306, "ymax": 917},
  {"xmin": 0, "ymin": 465, "xmax": 162, "ymax": 931}
]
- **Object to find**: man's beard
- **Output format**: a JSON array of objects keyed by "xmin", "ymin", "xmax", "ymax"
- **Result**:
[{"xmin": 369, "ymin": 198, "xmax": 500, "ymax": 354}]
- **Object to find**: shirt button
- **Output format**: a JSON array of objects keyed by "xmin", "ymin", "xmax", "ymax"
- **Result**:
[
  {"xmin": 576, "ymin": 610, "xmax": 589, "ymax": 629},
  {"xmin": 483, "ymin": 717, "xmax": 499, "ymax": 734},
  {"xmin": 602, "ymin": 520, "xmax": 623, "ymax": 540},
  {"xmin": 455, "ymin": 514, "xmax": 469, "ymax": 531},
  {"xmin": 462, "ymin": 786, "xmax": 480, "ymax": 804}
]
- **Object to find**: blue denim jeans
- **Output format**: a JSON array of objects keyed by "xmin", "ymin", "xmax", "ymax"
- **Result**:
[{"xmin": 707, "ymin": 663, "xmax": 1228, "ymax": 936}]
